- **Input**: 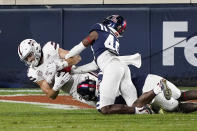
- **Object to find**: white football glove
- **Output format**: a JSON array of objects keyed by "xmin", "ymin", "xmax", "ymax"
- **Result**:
[
  {"xmin": 44, "ymin": 62, "xmax": 57, "ymax": 84},
  {"xmin": 52, "ymin": 72, "xmax": 72, "ymax": 91}
]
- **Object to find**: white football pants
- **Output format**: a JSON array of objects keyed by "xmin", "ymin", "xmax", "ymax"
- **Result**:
[
  {"xmin": 142, "ymin": 74, "xmax": 181, "ymax": 111},
  {"xmin": 97, "ymin": 51, "xmax": 137, "ymax": 108}
]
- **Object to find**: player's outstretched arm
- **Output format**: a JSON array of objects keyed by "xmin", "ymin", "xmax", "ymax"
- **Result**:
[
  {"xmin": 36, "ymin": 72, "xmax": 71, "ymax": 100},
  {"xmin": 71, "ymin": 60, "xmax": 98, "ymax": 74},
  {"xmin": 58, "ymin": 48, "xmax": 82, "ymax": 67},
  {"xmin": 37, "ymin": 80, "xmax": 59, "ymax": 100},
  {"xmin": 65, "ymin": 31, "xmax": 98, "ymax": 59},
  {"xmin": 37, "ymin": 72, "xmax": 71, "ymax": 99}
]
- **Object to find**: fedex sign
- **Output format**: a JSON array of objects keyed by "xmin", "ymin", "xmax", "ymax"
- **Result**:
[{"xmin": 163, "ymin": 21, "xmax": 197, "ymax": 66}]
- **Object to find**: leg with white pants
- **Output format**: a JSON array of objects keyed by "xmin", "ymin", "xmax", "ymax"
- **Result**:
[
  {"xmin": 143, "ymin": 74, "xmax": 181, "ymax": 111},
  {"xmin": 99, "ymin": 58, "xmax": 126, "ymax": 108},
  {"xmin": 97, "ymin": 51, "xmax": 138, "ymax": 109},
  {"xmin": 119, "ymin": 65, "xmax": 138, "ymax": 107}
]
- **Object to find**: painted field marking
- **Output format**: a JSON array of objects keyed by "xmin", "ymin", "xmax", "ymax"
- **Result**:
[
  {"xmin": 0, "ymin": 89, "xmax": 42, "ymax": 92},
  {"xmin": 0, "ymin": 99, "xmax": 80, "ymax": 110}
]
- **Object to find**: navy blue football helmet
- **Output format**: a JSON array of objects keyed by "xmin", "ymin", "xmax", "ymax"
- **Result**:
[
  {"xmin": 102, "ymin": 15, "xmax": 127, "ymax": 35},
  {"xmin": 77, "ymin": 79, "xmax": 97, "ymax": 101}
]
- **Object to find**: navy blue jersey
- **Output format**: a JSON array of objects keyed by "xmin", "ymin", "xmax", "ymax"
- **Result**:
[
  {"xmin": 89, "ymin": 23, "xmax": 120, "ymax": 60},
  {"xmin": 113, "ymin": 75, "xmax": 148, "ymax": 105},
  {"xmin": 132, "ymin": 74, "xmax": 148, "ymax": 97}
]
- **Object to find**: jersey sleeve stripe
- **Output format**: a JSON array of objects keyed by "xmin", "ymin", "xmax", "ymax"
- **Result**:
[
  {"xmin": 103, "ymin": 26, "xmax": 108, "ymax": 32},
  {"xmin": 99, "ymin": 24, "xmax": 103, "ymax": 30},
  {"xmin": 88, "ymin": 72, "xmax": 98, "ymax": 78},
  {"xmin": 18, "ymin": 46, "xmax": 22, "ymax": 56},
  {"xmin": 29, "ymin": 76, "xmax": 36, "ymax": 82},
  {"xmin": 53, "ymin": 42, "xmax": 57, "ymax": 50},
  {"xmin": 50, "ymin": 41, "xmax": 58, "ymax": 50}
]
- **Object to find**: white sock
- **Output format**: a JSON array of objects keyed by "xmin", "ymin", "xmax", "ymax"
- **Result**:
[{"xmin": 153, "ymin": 83, "xmax": 162, "ymax": 95}]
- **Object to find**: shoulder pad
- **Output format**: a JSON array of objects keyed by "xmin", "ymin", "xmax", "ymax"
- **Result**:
[
  {"xmin": 42, "ymin": 41, "xmax": 59, "ymax": 55},
  {"xmin": 89, "ymin": 23, "xmax": 109, "ymax": 33}
]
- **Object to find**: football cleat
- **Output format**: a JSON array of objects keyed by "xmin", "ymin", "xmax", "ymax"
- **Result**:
[
  {"xmin": 150, "ymin": 104, "xmax": 164, "ymax": 114},
  {"xmin": 135, "ymin": 105, "xmax": 153, "ymax": 114},
  {"xmin": 160, "ymin": 79, "xmax": 172, "ymax": 100}
]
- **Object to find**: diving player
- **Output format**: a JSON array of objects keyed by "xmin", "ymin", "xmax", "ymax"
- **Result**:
[{"xmin": 18, "ymin": 39, "xmax": 81, "ymax": 99}]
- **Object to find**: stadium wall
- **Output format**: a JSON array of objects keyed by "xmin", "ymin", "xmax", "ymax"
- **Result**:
[
  {"xmin": 1, "ymin": 4, "xmax": 197, "ymax": 87},
  {"xmin": 1, "ymin": 0, "xmax": 197, "ymax": 5}
]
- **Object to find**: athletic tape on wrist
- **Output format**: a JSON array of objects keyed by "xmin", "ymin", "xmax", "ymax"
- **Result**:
[{"xmin": 86, "ymin": 36, "xmax": 93, "ymax": 44}]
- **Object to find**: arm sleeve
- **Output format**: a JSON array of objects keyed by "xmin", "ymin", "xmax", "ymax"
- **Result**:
[
  {"xmin": 71, "ymin": 61, "xmax": 98, "ymax": 74},
  {"xmin": 64, "ymin": 42, "xmax": 86, "ymax": 59},
  {"xmin": 42, "ymin": 41, "xmax": 60, "ymax": 56},
  {"xmin": 65, "ymin": 23, "xmax": 102, "ymax": 59}
]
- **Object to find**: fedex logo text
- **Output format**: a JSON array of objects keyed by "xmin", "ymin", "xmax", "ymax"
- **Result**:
[{"xmin": 163, "ymin": 21, "xmax": 197, "ymax": 66}]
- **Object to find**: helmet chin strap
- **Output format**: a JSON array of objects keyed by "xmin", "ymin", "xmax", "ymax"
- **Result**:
[
  {"xmin": 108, "ymin": 27, "xmax": 121, "ymax": 38},
  {"xmin": 29, "ymin": 56, "xmax": 39, "ymax": 68},
  {"xmin": 30, "ymin": 60, "xmax": 38, "ymax": 68}
]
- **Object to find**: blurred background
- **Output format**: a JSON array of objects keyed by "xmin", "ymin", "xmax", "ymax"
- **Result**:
[{"xmin": 1, "ymin": 0, "xmax": 197, "ymax": 88}]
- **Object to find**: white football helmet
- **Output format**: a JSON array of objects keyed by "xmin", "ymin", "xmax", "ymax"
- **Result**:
[{"xmin": 18, "ymin": 39, "xmax": 41, "ymax": 67}]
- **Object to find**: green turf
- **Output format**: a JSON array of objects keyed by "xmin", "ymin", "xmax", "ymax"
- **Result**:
[
  {"xmin": 0, "ymin": 102, "xmax": 197, "ymax": 131},
  {"xmin": 0, "ymin": 92, "xmax": 44, "ymax": 95},
  {"xmin": 0, "ymin": 88, "xmax": 197, "ymax": 131},
  {"xmin": 178, "ymin": 86, "xmax": 197, "ymax": 91}
]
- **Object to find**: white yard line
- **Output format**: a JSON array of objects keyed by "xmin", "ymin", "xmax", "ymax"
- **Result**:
[
  {"xmin": 0, "ymin": 94, "xmax": 45, "ymax": 96},
  {"xmin": 0, "ymin": 99, "xmax": 80, "ymax": 110},
  {"xmin": 0, "ymin": 89, "xmax": 42, "ymax": 92},
  {"xmin": 0, "ymin": 94, "xmax": 68, "ymax": 96}
]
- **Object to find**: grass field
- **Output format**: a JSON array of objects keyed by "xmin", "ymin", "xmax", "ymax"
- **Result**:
[{"xmin": 0, "ymin": 88, "xmax": 197, "ymax": 131}]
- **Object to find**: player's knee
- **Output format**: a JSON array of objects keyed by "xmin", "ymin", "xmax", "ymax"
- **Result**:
[
  {"xmin": 162, "ymin": 99, "xmax": 179, "ymax": 112},
  {"xmin": 154, "ymin": 93, "xmax": 179, "ymax": 112}
]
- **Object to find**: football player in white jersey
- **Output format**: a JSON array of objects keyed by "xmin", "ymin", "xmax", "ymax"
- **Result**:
[
  {"xmin": 18, "ymin": 39, "xmax": 101, "ymax": 106},
  {"xmin": 64, "ymin": 15, "xmax": 172, "ymax": 114},
  {"xmin": 18, "ymin": 39, "xmax": 83, "ymax": 99}
]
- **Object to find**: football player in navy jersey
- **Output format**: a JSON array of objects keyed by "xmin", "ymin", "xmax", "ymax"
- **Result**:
[
  {"xmin": 77, "ymin": 72, "xmax": 197, "ymax": 114},
  {"xmin": 65, "ymin": 15, "xmax": 172, "ymax": 114}
]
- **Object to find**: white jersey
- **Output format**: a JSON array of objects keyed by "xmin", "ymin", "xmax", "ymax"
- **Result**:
[
  {"xmin": 61, "ymin": 72, "xmax": 98, "ymax": 107},
  {"xmin": 27, "ymin": 41, "xmax": 61, "ymax": 82},
  {"xmin": 27, "ymin": 42, "xmax": 98, "ymax": 107}
]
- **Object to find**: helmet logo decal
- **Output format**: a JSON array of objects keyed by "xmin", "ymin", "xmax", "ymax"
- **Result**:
[
  {"xmin": 111, "ymin": 15, "xmax": 118, "ymax": 23},
  {"xmin": 18, "ymin": 46, "xmax": 22, "ymax": 56}
]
